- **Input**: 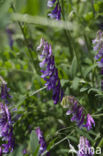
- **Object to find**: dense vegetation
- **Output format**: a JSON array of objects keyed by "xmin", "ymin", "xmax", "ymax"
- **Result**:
[{"xmin": 0, "ymin": 0, "xmax": 103, "ymax": 155}]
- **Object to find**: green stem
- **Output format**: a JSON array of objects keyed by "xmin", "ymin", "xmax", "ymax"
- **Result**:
[
  {"xmin": 92, "ymin": 113, "xmax": 103, "ymax": 117},
  {"xmin": 56, "ymin": 126, "xmax": 74, "ymax": 133},
  {"xmin": 91, "ymin": 0, "xmax": 95, "ymax": 16},
  {"xmin": 41, "ymin": 130, "xmax": 75, "ymax": 156},
  {"xmin": 15, "ymin": 86, "xmax": 47, "ymax": 106},
  {"xmin": 29, "ymin": 86, "xmax": 47, "ymax": 96},
  {"xmin": 61, "ymin": 0, "xmax": 81, "ymax": 73},
  {"xmin": 11, "ymin": 4, "xmax": 39, "ymax": 74},
  {"xmin": 61, "ymin": 0, "xmax": 73, "ymax": 58}
]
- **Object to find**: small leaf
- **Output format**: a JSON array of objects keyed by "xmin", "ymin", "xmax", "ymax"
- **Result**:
[
  {"xmin": 98, "ymin": 138, "xmax": 103, "ymax": 147},
  {"xmin": 68, "ymin": 136, "xmax": 78, "ymax": 143},
  {"xmin": 70, "ymin": 56, "xmax": 78, "ymax": 78},
  {"xmin": 30, "ymin": 130, "xmax": 39, "ymax": 155},
  {"xmin": 83, "ymin": 64, "xmax": 97, "ymax": 78},
  {"xmin": 61, "ymin": 79, "xmax": 69, "ymax": 87},
  {"xmin": 71, "ymin": 77, "xmax": 80, "ymax": 91},
  {"xmin": 88, "ymin": 88, "xmax": 100, "ymax": 94},
  {"xmin": 80, "ymin": 87, "xmax": 88, "ymax": 92},
  {"xmin": 33, "ymin": 146, "xmax": 40, "ymax": 156}
]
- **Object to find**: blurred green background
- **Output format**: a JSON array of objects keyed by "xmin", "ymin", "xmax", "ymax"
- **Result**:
[{"xmin": 0, "ymin": 0, "xmax": 103, "ymax": 155}]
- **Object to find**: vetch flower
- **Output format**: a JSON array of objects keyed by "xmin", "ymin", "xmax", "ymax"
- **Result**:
[
  {"xmin": 84, "ymin": 114, "xmax": 95, "ymax": 131},
  {"xmin": 93, "ymin": 30, "xmax": 103, "ymax": 67},
  {"xmin": 47, "ymin": 0, "xmax": 61, "ymax": 20},
  {"xmin": 93, "ymin": 30, "xmax": 103, "ymax": 90},
  {"xmin": 47, "ymin": 0, "xmax": 56, "ymax": 7},
  {"xmin": 61, "ymin": 96, "xmax": 95, "ymax": 130},
  {"xmin": 0, "ymin": 103, "xmax": 14, "ymax": 154},
  {"xmin": 37, "ymin": 38, "xmax": 63, "ymax": 104},
  {"xmin": 77, "ymin": 136, "xmax": 93, "ymax": 156},
  {"xmin": 35, "ymin": 127, "xmax": 50, "ymax": 156}
]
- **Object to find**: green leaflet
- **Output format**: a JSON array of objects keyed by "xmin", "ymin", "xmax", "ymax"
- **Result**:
[
  {"xmin": 30, "ymin": 130, "xmax": 40, "ymax": 156},
  {"xmin": 70, "ymin": 56, "xmax": 78, "ymax": 78}
]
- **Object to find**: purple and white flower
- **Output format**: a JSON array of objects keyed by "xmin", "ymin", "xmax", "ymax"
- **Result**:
[
  {"xmin": 84, "ymin": 114, "xmax": 95, "ymax": 131},
  {"xmin": 77, "ymin": 136, "xmax": 93, "ymax": 156},
  {"xmin": 93, "ymin": 30, "xmax": 103, "ymax": 67},
  {"xmin": 47, "ymin": 0, "xmax": 61, "ymax": 20},
  {"xmin": 0, "ymin": 103, "xmax": 14, "ymax": 154},
  {"xmin": 35, "ymin": 127, "xmax": 50, "ymax": 156},
  {"xmin": 37, "ymin": 38, "xmax": 63, "ymax": 104},
  {"xmin": 93, "ymin": 30, "xmax": 103, "ymax": 90},
  {"xmin": 62, "ymin": 96, "xmax": 95, "ymax": 130},
  {"xmin": 47, "ymin": 0, "xmax": 56, "ymax": 7}
]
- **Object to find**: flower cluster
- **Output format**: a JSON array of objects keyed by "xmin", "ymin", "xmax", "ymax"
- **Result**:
[
  {"xmin": 47, "ymin": 0, "xmax": 61, "ymax": 20},
  {"xmin": 37, "ymin": 38, "xmax": 63, "ymax": 104},
  {"xmin": 61, "ymin": 96, "xmax": 95, "ymax": 130},
  {"xmin": 0, "ymin": 103, "xmax": 14, "ymax": 154},
  {"xmin": 35, "ymin": 127, "xmax": 50, "ymax": 156},
  {"xmin": 77, "ymin": 136, "xmax": 93, "ymax": 156},
  {"xmin": 93, "ymin": 30, "xmax": 103, "ymax": 90},
  {"xmin": 0, "ymin": 77, "xmax": 14, "ymax": 155},
  {"xmin": 92, "ymin": 30, "xmax": 103, "ymax": 68}
]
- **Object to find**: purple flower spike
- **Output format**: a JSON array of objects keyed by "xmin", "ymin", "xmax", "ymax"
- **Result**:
[
  {"xmin": 0, "ymin": 83, "xmax": 12, "ymax": 103},
  {"xmin": 37, "ymin": 39, "xmax": 63, "ymax": 104},
  {"xmin": 93, "ymin": 30, "xmax": 103, "ymax": 67},
  {"xmin": 0, "ymin": 103, "xmax": 14, "ymax": 154},
  {"xmin": 65, "ymin": 96, "xmax": 85, "ymax": 128},
  {"xmin": 62, "ymin": 96, "xmax": 95, "ymax": 130},
  {"xmin": 35, "ymin": 127, "xmax": 50, "ymax": 156},
  {"xmin": 77, "ymin": 136, "xmax": 94, "ymax": 156},
  {"xmin": 47, "ymin": 0, "xmax": 61, "ymax": 20},
  {"xmin": 93, "ymin": 30, "xmax": 103, "ymax": 90},
  {"xmin": 84, "ymin": 114, "xmax": 95, "ymax": 131}
]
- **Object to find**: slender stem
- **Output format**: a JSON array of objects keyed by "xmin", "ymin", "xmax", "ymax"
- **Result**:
[
  {"xmin": 92, "ymin": 113, "xmax": 103, "ymax": 117},
  {"xmin": 41, "ymin": 130, "xmax": 75, "ymax": 156},
  {"xmin": 0, "ymin": 67, "xmax": 34, "ymax": 74},
  {"xmin": 91, "ymin": 0, "xmax": 95, "ymax": 16},
  {"xmin": 11, "ymin": 4, "xmax": 40, "ymax": 74},
  {"xmin": 15, "ymin": 86, "xmax": 47, "ymax": 107},
  {"xmin": 30, "ymin": 86, "xmax": 47, "ymax": 96},
  {"xmin": 56, "ymin": 126, "xmax": 74, "ymax": 133},
  {"xmin": 61, "ymin": 0, "xmax": 81, "ymax": 73},
  {"xmin": 61, "ymin": 0, "xmax": 73, "ymax": 58}
]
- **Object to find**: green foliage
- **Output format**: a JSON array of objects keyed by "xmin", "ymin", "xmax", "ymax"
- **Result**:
[{"xmin": 0, "ymin": 0, "xmax": 103, "ymax": 155}]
